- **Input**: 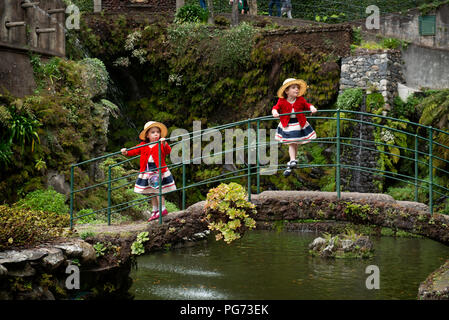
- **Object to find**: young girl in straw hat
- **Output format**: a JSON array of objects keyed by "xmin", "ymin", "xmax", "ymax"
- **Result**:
[
  {"xmin": 121, "ymin": 121, "xmax": 176, "ymax": 222},
  {"xmin": 272, "ymin": 78, "xmax": 318, "ymax": 177}
]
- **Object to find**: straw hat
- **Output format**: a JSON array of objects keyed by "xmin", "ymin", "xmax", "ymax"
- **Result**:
[
  {"xmin": 277, "ymin": 78, "xmax": 307, "ymax": 98},
  {"xmin": 139, "ymin": 121, "xmax": 168, "ymax": 140}
]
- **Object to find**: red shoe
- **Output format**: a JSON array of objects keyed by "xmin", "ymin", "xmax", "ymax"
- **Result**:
[
  {"xmin": 161, "ymin": 208, "xmax": 168, "ymax": 216},
  {"xmin": 147, "ymin": 210, "xmax": 159, "ymax": 222}
]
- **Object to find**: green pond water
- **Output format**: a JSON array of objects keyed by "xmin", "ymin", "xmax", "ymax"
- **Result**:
[{"xmin": 129, "ymin": 230, "xmax": 449, "ymax": 300}]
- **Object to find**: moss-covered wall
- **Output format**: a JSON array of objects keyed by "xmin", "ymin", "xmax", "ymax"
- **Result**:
[
  {"xmin": 0, "ymin": 57, "xmax": 111, "ymax": 204},
  {"xmin": 66, "ymin": 14, "xmax": 351, "ymax": 206}
]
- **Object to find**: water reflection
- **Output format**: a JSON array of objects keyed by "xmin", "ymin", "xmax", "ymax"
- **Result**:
[
  {"xmin": 140, "ymin": 262, "xmax": 222, "ymax": 277},
  {"xmin": 130, "ymin": 230, "xmax": 449, "ymax": 300},
  {"xmin": 135, "ymin": 285, "xmax": 228, "ymax": 300}
]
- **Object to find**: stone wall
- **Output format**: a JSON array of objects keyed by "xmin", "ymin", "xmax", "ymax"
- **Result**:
[
  {"xmin": 401, "ymin": 43, "xmax": 449, "ymax": 90},
  {"xmin": 261, "ymin": 24, "xmax": 353, "ymax": 58},
  {"xmin": 338, "ymin": 49, "xmax": 405, "ymax": 193},
  {"xmin": 0, "ymin": 239, "xmax": 132, "ymax": 300},
  {"xmin": 0, "ymin": 0, "xmax": 66, "ymax": 97},
  {"xmin": 340, "ymin": 117, "xmax": 380, "ymax": 194},
  {"xmin": 0, "ymin": 50, "xmax": 37, "ymax": 97},
  {"xmin": 339, "ymin": 49, "xmax": 404, "ymax": 104},
  {"xmin": 0, "ymin": 0, "xmax": 66, "ymax": 56},
  {"xmin": 359, "ymin": 4, "xmax": 449, "ymax": 51}
]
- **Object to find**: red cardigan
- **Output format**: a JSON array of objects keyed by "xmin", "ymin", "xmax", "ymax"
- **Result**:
[
  {"xmin": 272, "ymin": 97, "xmax": 312, "ymax": 127},
  {"xmin": 126, "ymin": 141, "xmax": 171, "ymax": 173}
]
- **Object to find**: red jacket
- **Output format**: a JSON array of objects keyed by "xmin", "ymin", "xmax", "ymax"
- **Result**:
[
  {"xmin": 272, "ymin": 97, "xmax": 312, "ymax": 127},
  {"xmin": 126, "ymin": 141, "xmax": 171, "ymax": 173}
]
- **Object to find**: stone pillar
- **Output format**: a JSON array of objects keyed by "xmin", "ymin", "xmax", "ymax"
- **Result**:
[
  {"xmin": 176, "ymin": 0, "xmax": 185, "ymax": 10},
  {"xmin": 339, "ymin": 49, "xmax": 405, "ymax": 105},
  {"xmin": 248, "ymin": 0, "xmax": 257, "ymax": 16}
]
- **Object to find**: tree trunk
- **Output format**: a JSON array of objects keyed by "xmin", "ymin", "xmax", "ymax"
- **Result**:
[
  {"xmin": 231, "ymin": 0, "xmax": 239, "ymax": 27},
  {"xmin": 248, "ymin": 0, "xmax": 257, "ymax": 16},
  {"xmin": 206, "ymin": 0, "xmax": 214, "ymax": 24},
  {"xmin": 176, "ymin": 0, "xmax": 185, "ymax": 11}
]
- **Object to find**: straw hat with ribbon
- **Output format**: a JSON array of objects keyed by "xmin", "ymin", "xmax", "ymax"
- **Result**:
[
  {"xmin": 139, "ymin": 121, "xmax": 168, "ymax": 140},
  {"xmin": 277, "ymin": 78, "xmax": 307, "ymax": 99}
]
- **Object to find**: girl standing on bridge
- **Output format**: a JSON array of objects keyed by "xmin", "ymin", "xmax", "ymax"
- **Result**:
[
  {"xmin": 121, "ymin": 121, "xmax": 176, "ymax": 222},
  {"xmin": 272, "ymin": 78, "xmax": 318, "ymax": 177}
]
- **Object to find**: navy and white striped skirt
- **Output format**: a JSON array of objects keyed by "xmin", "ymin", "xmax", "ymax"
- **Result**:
[
  {"xmin": 275, "ymin": 117, "xmax": 317, "ymax": 144},
  {"xmin": 134, "ymin": 160, "xmax": 176, "ymax": 195}
]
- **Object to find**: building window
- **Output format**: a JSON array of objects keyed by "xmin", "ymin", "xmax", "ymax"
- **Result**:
[{"xmin": 419, "ymin": 15, "xmax": 436, "ymax": 36}]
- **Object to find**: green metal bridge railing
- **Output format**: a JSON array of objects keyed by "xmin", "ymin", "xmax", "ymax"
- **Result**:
[{"xmin": 69, "ymin": 109, "xmax": 449, "ymax": 229}]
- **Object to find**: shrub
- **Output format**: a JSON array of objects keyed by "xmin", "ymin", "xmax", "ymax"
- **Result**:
[
  {"xmin": 0, "ymin": 205, "xmax": 69, "ymax": 250},
  {"xmin": 337, "ymin": 88, "xmax": 363, "ymax": 111},
  {"xmin": 382, "ymin": 38, "xmax": 402, "ymax": 49},
  {"xmin": 204, "ymin": 182, "xmax": 257, "ymax": 244},
  {"xmin": 174, "ymin": 4, "xmax": 209, "ymax": 24},
  {"xmin": 352, "ymin": 27, "xmax": 362, "ymax": 46},
  {"xmin": 386, "ymin": 184, "xmax": 428, "ymax": 203},
  {"xmin": 14, "ymin": 188, "xmax": 69, "ymax": 215},
  {"xmin": 63, "ymin": 0, "xmax": 93, "ymax": 12},
  {"xmin": 76, "ymin": 208, "xmax": 96, "ymax": 224}
]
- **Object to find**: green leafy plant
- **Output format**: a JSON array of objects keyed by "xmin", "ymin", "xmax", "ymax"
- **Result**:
[
  {"xmin": 315, "ymin": 13, "xmax": 346, "ymax": 23},
  {"xmin": 93, "ymin": 242, "xmax": 107, "ymax": 257},
  {"xmin": 204, "ymin": 182, "xmax": 257, "ymax": 244},
  {"xmin": 76, "ymin": 208, "xmax": 96, "ymax": 224},
  {"xmin": 337, "ymin": 88, "xmax": 363, "ymax": 111},
  {"xmin": 381, "ymin": 37, "xmax": 403, "ymax": 49},
  {"xmin": 174, "ymin": 4, "xmax": 208, "ymax": 24},
  {"xmin": 14, "ymin": 188, "xmax": 69, "ymax": 215},
  {"xmin": 0, "ymin": 205, "xmax": 69, "ymax": 250},
  {"xmin": 352, "ymin": 27, "xmax": 362, "ymax": 46},
  {"xmin": 131, "ymin": 231, "xmax": 150, "ymax": 255},
  {"xmin": 80, "ymin": 230, "xmax": 96, "ymax": 240}
]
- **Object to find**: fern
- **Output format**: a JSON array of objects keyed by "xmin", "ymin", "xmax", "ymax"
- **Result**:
[
  {"xmin": 100, "ymin": 99, "xmax": 120, "ymax": 118},
  {"xmin": 418, "ymin": 90, "xmax": 449, "ymax": 170},
  {"xmin": 0, "ymin": 105, "xmax": 12, "ymax": 127},
  {"xmin": 418, "ymin": 90, "xmax": 449, "ymax": 128}
]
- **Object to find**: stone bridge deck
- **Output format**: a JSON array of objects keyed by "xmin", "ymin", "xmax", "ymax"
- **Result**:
[{"xmin": 74, "ymin": 191, "xmax": 432, "ymax": 237}]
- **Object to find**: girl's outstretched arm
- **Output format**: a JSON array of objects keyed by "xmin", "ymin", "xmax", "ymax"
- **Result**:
[
  {"xmin": 301, "ymin": 97, "xmax": 318, "ymax": 114},
  {"xmin": 123, "ymin": 142, "xmax": 145, "ymax": 157},
  {"xmin": 272, "ymin": 99, "xmax": 281, "ymax": 117},
  {"xmin": 160, "ymin": 138, "xmax": 172, "ymax": 154}
]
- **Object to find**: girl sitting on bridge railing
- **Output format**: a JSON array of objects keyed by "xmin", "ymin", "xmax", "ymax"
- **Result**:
[
  {"xmin": 121, "ymin": 121, "xmax": 176, "ymax": 222},
  {"xmin": 272, "ymin": 78, "xmax": 318, "ymax": 177}
]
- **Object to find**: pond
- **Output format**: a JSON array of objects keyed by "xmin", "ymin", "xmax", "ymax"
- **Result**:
[{"xmin": 129, "ymin": 230, "xmax": 449, "ymax": 300}]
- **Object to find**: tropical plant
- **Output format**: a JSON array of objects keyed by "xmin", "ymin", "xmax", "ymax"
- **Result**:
[
  {"xmin": 418, "ymin": 89, "xmax": 449, "ymax": 129},
  {"xmin": 8, "ymin": 113, "xmax": 40, "ymax": 153},
  {"xmin": 204, "ymin": 182, "xmax": 257, "ymax": 244},
  {"xmin": 418, "ymin": 89, "xmax": 449, "ymax": 167},
  {"xmin": 131, "ymin": 231, "xmax": 150, "ymax": 255}
]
